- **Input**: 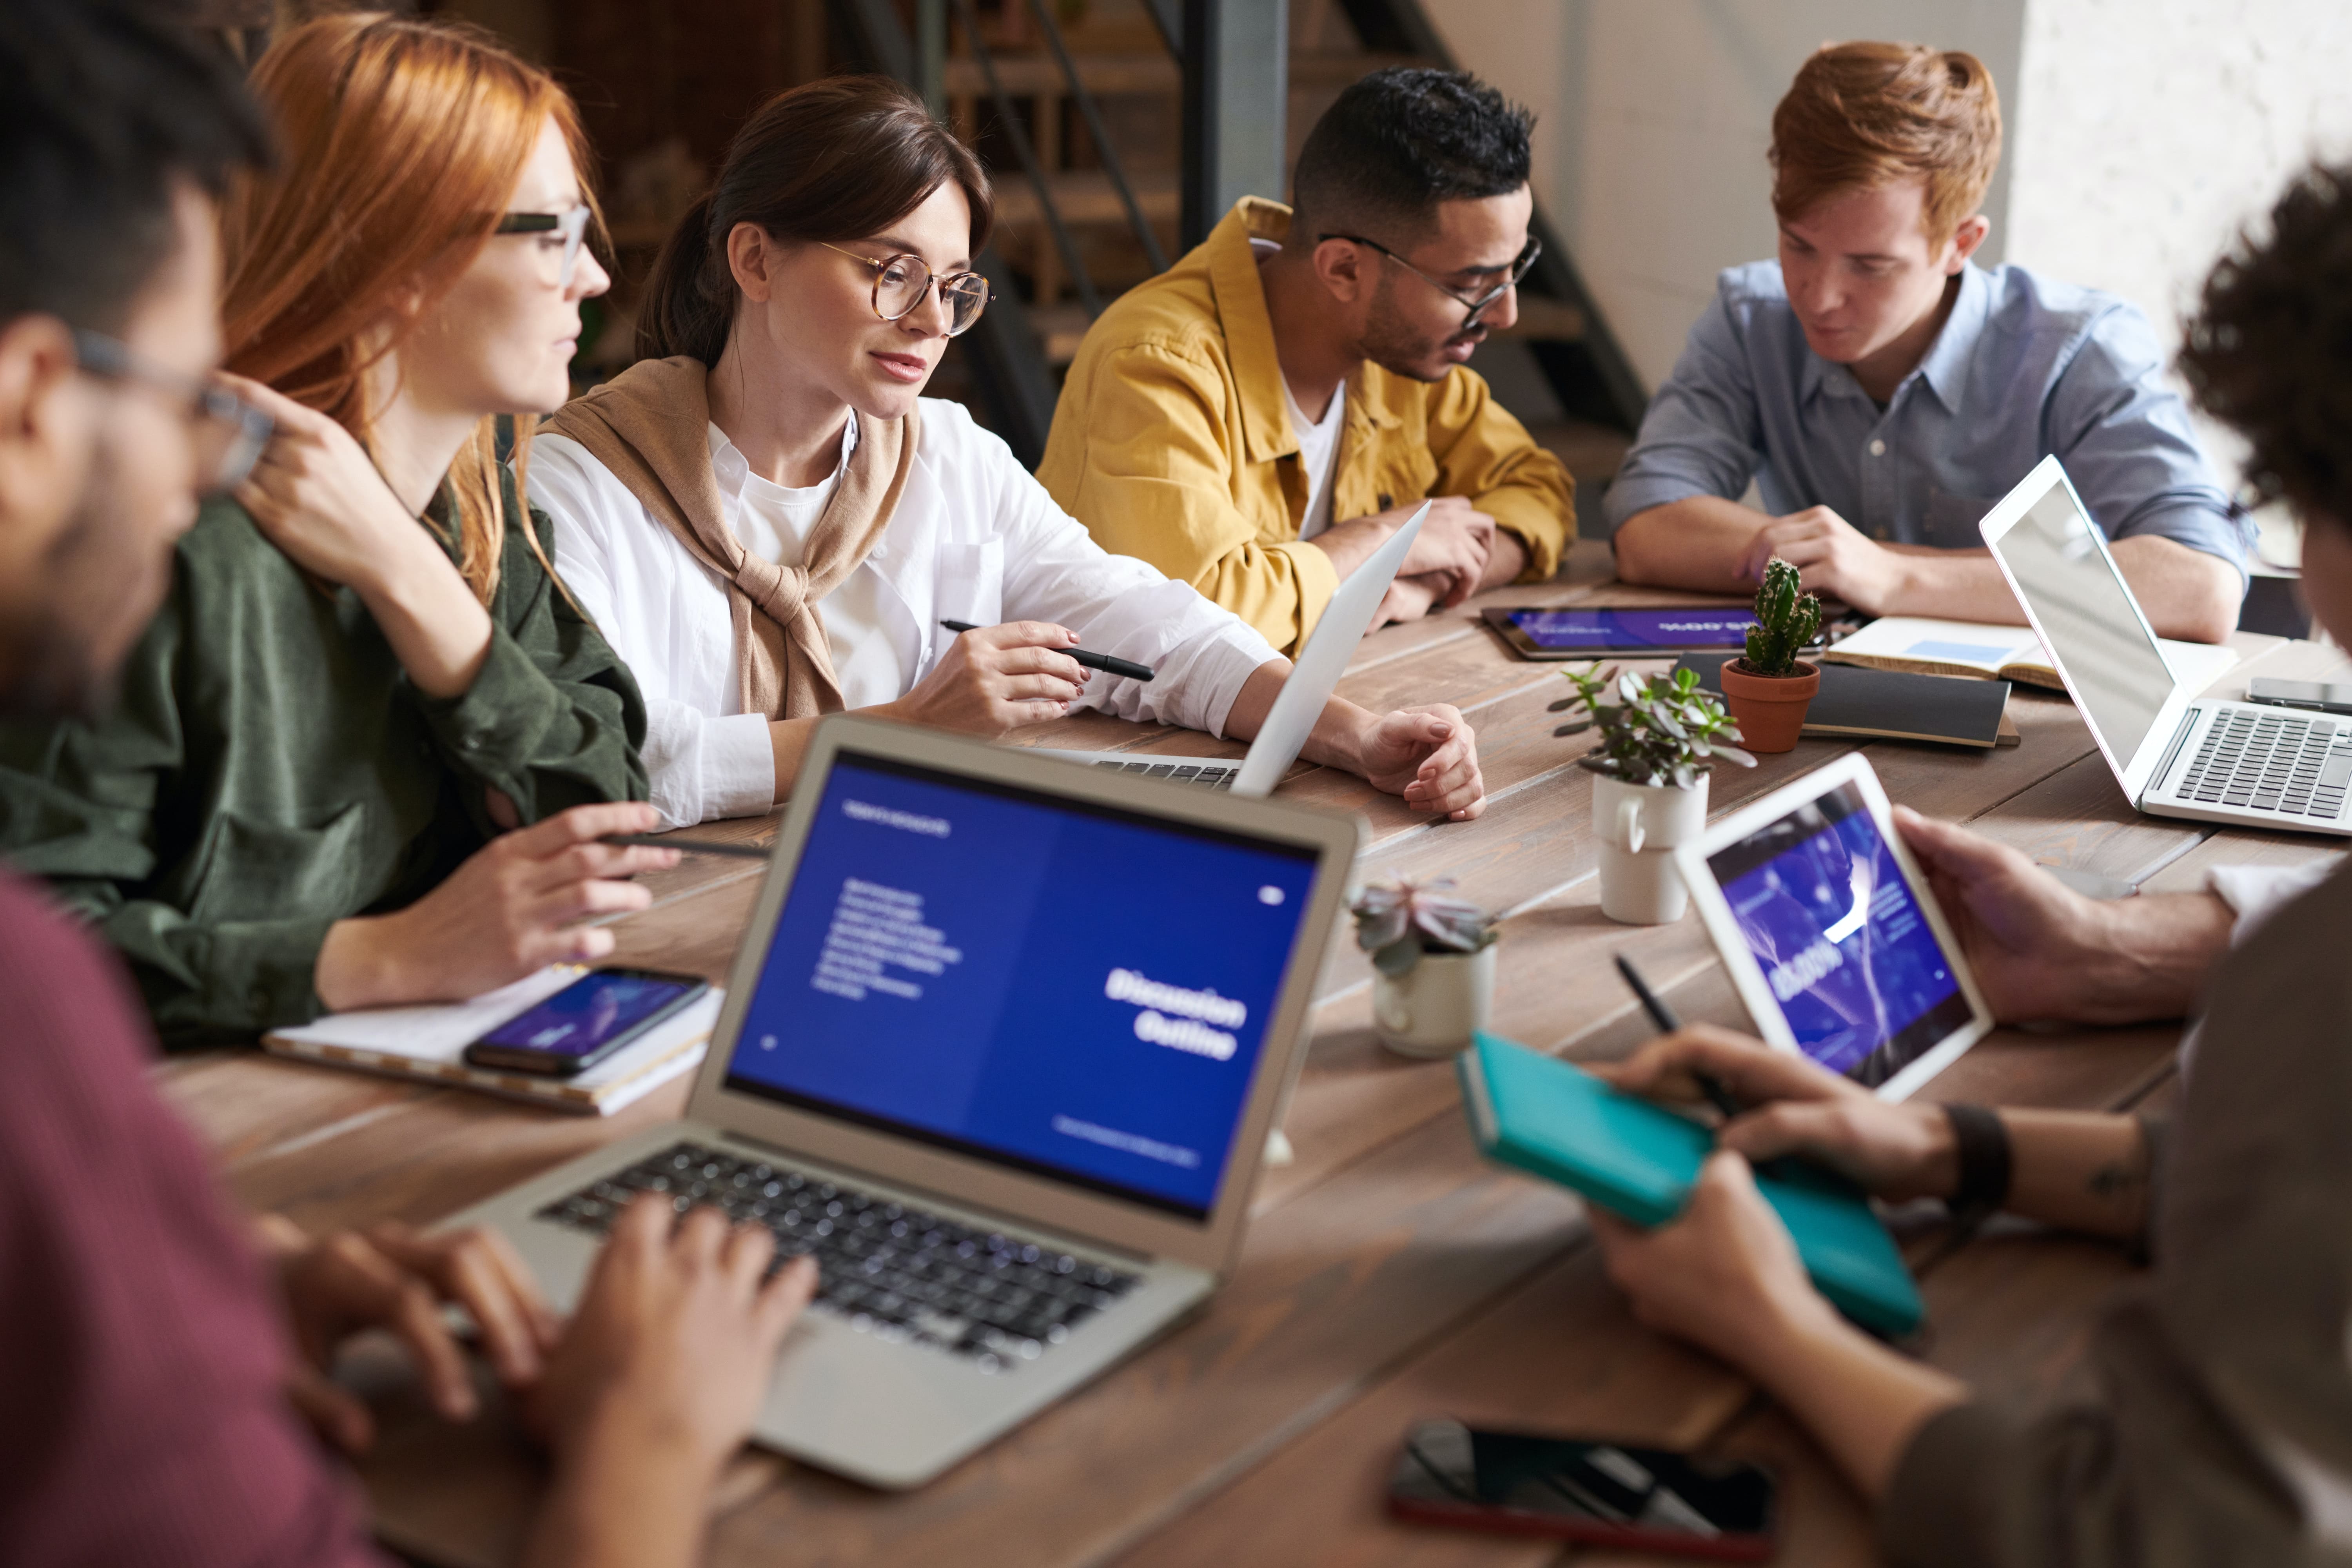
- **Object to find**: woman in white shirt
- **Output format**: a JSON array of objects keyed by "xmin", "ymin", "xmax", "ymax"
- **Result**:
[{"xmin": 529, "ymin": 75, "xmax": 1486, "ymax": 827}]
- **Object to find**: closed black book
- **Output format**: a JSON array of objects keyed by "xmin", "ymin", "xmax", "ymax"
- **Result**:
[{"xmin": 1673, "ymin": 656, "xmax": 2015, "ymax": 749}]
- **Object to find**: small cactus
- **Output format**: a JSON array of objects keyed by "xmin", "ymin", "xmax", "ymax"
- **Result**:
[{"xmin": 1743, "ymin": 557, "xmax": 1822, "ymax": 676}]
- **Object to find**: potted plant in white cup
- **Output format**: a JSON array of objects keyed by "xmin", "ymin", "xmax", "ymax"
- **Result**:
[
  {"xmin": 1553, "ymin": 664, "xmax": 1755, "ymax": 924},
  {"xmin": 1352, "ymin": 878, "xmax": 1500, "ymax": 1058}
]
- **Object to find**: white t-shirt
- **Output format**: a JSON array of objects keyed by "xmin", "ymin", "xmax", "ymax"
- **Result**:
[
  {"xmin": 1255, "ymin": 232, "xmax": 1348, "ymax": 540},
  {"xmin": 1284, "ymin": 379, "xmax": 1346, "ymax": 541}
]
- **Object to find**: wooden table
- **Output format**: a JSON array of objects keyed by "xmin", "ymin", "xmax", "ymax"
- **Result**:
[{"xmin": 156, "ymin": 543, "xmax": 2348, "ymax": 1566}]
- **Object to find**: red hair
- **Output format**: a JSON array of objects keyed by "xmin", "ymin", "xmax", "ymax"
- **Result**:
[
  {"xmin": 221, "ymin": 12, "xmax": 597, "ymax": 604},
  {"xmin": 1769, "ymin": 42, "xmax": 2001, "ymax": 244}
]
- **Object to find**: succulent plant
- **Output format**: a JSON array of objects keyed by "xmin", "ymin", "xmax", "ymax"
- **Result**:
[
  {"xmin": 1550, "ymin": 662, "xmax": 1756, "ymax": 790},
  {"xmin": 1352, "ymin": 877, "xmax": 1498, "ymax": 977},
  {"xmin": 1742, "ymin": 557, "xmax": 1822, "ymax": 676}
]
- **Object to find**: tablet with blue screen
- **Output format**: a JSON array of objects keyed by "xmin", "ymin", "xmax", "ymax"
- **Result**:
[
  {"xmin": 1482, "ymin": 606, "xmax": 1768, "ymax": 661},
  {"xmin": 1672, "ymin": 755, "xmax": 1993, "ymax": 1100}
]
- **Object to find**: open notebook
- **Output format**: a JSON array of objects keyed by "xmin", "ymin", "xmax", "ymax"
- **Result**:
[
  {"xmin": 261, "ymin": 966, "xmax": 719, "ymax": 1116},
  {"xmin": 1824, "ymin": 614, "xmax": 2238, "ymax": 692}
]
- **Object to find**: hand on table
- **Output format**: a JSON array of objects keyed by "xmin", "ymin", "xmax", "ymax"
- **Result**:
[
  {"xmin": 1738, "ymin": 505, "xmax": 1907, "ymax": 612},
  {"xmin": 1374, "ymin": 572, "xmax": 1447, "ymax": 626},
  {"xmin": 1351, "ymin": 702, "xmax": 1485, "ymax": 819},
  {"xmin": 889, "ymin": 620, "xmax": 1091, "ymax": 734},
  {"xmin": 1588, "ymin": 1024, "xmax": 1956, "ymax": 1201},
  {"xmin": 528, "ymin": 1195, "xmax": 817, "ymax": 1483},
  {"xmin": 261, "ymin": 1214, "xmax": 561, "ymax": 1454},
  {"xmin": 313, "ymin": 801, "xmax": 680, "ymax": 1011}
]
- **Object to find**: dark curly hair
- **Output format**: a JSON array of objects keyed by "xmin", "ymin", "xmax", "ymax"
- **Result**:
[
  {"xmin": 2180, "ymin": 162, "xmax": 2352, "ymax": 534},
  {"xmin": 1288, "ymin": 67, "xmax": 1533, "ymax": 248}
]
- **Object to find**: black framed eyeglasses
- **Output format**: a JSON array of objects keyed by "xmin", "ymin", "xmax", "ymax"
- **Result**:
[
  {"xmin": 495, "ymin": 204, "xmax": 593, "ymax": 289},
  {"xmin": 821, "ymin": 243, "xmax": 994, "ymax": 337},
  {"xmin": 71, "ymin": 329, "xmax": 273, "ymax": 495},
  {"xmin": 1319, "ymin": 232, "xmax": 1542, "ymax": 328}
]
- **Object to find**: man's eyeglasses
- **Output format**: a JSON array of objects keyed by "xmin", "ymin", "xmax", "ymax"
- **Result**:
[
  {"xmin": 495, "ymin": 204, "xmax": 593, "ymax": 289},
  {"xmin": 821, "ymin": 243, "xmax": 994, "ymax": 337},
  {"xmin": 71, "ymin": 329, "xmax": 273, "ymax": 495},
  {"xmin": 1319, "ymin": 232, "xmax": 1542, "ymax": 329}
]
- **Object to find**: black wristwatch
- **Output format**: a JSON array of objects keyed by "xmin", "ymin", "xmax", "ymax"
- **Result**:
[{"xmin": 1942, "ymin": 1103, "xmax": 2013, "ymax": 1225}]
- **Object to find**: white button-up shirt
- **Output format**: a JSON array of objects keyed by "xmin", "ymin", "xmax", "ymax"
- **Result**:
[{"xmin": 530, "ymin": 396, "xmax": 1278, "ymax": 825}]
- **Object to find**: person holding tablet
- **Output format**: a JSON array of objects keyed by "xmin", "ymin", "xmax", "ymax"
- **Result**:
[
  {"xmin": 1605, "ymin": 43, "xmax": 2247, "ymax": 644},
  {"xmin": 0, "ymin": 12, "xmax": 680, "ymax": 1047},
  {"xmin": 1581, "ymin": 161, "xmax": 2352, "ymax": 1566},
  {"xmin": 528, "ymin": 77, "xmax": 1485, "ymax": 828}
]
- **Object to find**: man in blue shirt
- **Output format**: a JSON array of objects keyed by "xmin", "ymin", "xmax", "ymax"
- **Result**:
[{"xmin": 1606, "ymin": 42, "xmax": 2247, "ymax": 643}]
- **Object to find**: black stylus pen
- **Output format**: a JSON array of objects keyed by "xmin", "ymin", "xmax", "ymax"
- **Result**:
[
  {"xmin": 603, "ymin": 833, "xmax": 770, "ymax": 861},
  {"xmin": 1613, "ymin": 953, "xmax": 1744, "ymax": 1120},
  {"xmin": 938, "ymin": 620, "xmax": 1155, "ymax": 682}
]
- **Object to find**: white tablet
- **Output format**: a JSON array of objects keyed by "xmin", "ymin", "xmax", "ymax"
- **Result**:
[{"xmin": 1671, "ymin": 754, "xmax": 1994, "ymax": 1100}]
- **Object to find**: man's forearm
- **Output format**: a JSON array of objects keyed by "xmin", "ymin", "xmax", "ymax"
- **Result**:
[
  {"xmin": 1742, "ymin": 1308, "xmax": 1969, "ymax": 1503},
  {"xmin": 2071, "ymin": 890, "xmax": 2235, "ymax": 1022},
  {"xmin": 1612, "ymin": 497, "xmax": 1768, "ymax": 592},
  {"xmin": 1994, "ymin": 1110, "xmax": 2150, "ymax": 1239},
  {"xmin": 2108, "ymin": 535, "xmax": 2241, "ymax": 643}
]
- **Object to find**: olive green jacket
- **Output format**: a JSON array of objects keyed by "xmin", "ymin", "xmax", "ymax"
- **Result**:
[{"xmin": 0, "ymin": 481, "xmax": 648, "ymax": 1047}]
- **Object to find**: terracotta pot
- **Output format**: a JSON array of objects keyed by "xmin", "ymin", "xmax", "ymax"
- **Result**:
[{"xmin": 1719, "ymin": 658, "xmax": 1820, "ymax": 753}]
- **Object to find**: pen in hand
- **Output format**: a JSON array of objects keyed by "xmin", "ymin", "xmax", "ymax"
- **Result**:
[
  {"xmin": 1613, "ymin": 952, "xmax": 1744, "ymax": 1121},
  {"xmin": 939, "ymin": 620, "xmax": 1156, "ymax": 683}
]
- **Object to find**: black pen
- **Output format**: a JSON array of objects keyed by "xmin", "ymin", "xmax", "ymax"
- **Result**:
[
  {"xmin": 603, "ymin": 833, "xmax": 771, "ymax": 861},
  {"xmin": 1613, "ymin": 953, "xmax": 1743, "ymax": 1121},
  {"xmin": 939, "ymin": 619, "xmax": 1155, "ymax": 682}
]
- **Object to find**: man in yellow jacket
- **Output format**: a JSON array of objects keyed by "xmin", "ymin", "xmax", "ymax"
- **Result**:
[{"xmin": 1038, "ymin": 68, "xmax": 1575, "ymax": 655}]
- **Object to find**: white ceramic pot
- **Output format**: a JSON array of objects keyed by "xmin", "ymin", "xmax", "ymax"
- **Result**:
[
  {"xmin": 1592, "ymin": 771, "xmax": 1710, "ymax": 924},
  {"xmin": 1373, "ymin": 944, "xmax": 1496, "ymax": 1058}
]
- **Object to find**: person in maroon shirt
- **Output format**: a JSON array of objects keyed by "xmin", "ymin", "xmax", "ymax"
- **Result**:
[{"xmin": 0, "ymin": 6, "xmax": 815, "ymax": 1565}]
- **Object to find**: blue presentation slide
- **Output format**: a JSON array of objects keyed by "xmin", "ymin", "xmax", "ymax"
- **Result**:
[
  {"xmin": 724, "ymin": 756, "xmax": 1318, "ymax": 1218},
  {"xmin": 1513, "ymin": 607, "xmax": 1759, "ymax": 651},
  {"xmin": 1717, "ymin": 799, "xmax": 1960, "ymax": 1078}
]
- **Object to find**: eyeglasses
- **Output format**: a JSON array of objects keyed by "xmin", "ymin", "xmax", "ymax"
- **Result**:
[
  {"xmin": 821, "ymin": 243, "xmax": 994, "ymax": 337},
  {"xmin": 495, "ymin": 205, "xmax": 593, "ymax": 289},
  {"xmin": 71, "ymin": 329, "xmax": 274, "ymax": 494},
  {"xmin": 1319, "ymin": 232, "xmax": 1542, "ymax": 329}
]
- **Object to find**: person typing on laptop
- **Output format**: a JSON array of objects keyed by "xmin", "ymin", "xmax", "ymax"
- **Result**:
[
  {"xmin": 0, "ymin": 7, "xmax": 814, "ymax": 1565},
  {"xmin": 1606, "ymin": 43, "xmax": 2248, "ymax": 644},
  {"xmin": 528, "ymin": 78, "xmax": 1484, "ymax": 828},
  {"xmin": 1576, "ymin": 163, "xmax": 2352, "ymax": 1567}
]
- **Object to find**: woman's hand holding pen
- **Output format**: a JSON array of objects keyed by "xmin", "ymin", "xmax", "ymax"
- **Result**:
[
  {"xmin": 1588, "ymin": 1024, "xmax": 1959, "ymax": 1202},
  {"xmin": 884, "ymin": 620, "xmax": 1091, "ymax": 735}
]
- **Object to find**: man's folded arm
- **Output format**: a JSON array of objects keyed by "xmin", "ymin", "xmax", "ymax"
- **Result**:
[
  {"xmin": 1423, "ymin": 366, "xmax": 1575, "ymax": 581},
  {"xmin": 1604, "ymin": 293, "xmax": 1771, "ymax": 587}
]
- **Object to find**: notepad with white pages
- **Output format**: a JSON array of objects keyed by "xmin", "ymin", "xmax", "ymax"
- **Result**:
[
  {"xmin": 262, "ymin": 966, "xmax": 720, "ymax": 1116},
  {"xmin": 1824, "ymin": 614, "xmax": 2238, "ymax": 692}
]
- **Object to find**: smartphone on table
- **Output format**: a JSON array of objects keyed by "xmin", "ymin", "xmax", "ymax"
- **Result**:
[
  {"xmin": 1387, "ymin": 1418, "xmax": 1777, "ymax": 1561},
  {"xmin": 462, "ymin": 967, "xmax": 710, "ymax": 1077},
  {"xmin": 2246, "ymin": 677, "xmax": 2352, "ymax": 716}
]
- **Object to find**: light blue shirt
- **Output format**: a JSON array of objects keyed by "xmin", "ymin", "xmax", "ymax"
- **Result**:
[{"xmin": 1603, "ymin": 260, "xmax": 2250, "ymax": 579}]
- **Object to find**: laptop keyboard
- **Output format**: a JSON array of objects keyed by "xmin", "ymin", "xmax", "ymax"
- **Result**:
[
  {"xmin": 2171, "ymin": 710, "xmax": 2352, "ymax": 817},
  {"xmin": 538, "ymin": 1141, "xmax": 1143, "ymax": 1373},
  {"xmin": 1093, "ymin": 759, "xmax": 1237, "ymax": 789}
]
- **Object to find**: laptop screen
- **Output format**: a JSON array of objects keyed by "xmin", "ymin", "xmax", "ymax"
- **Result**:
[
  {"xmin": 722, "ymin": 751, "xmax": 1320, "ymax": 1220},
  {"xmin": 1705, "ymin": 778, "xmax": 1972, "ymax": 1087},
  {"xmin": 1995, "ymin": 481, "xmax": 2176, "ymax": 764}
]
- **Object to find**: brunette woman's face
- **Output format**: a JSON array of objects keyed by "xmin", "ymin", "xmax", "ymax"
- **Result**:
[
  {"xmin": 405, "ymin": 116, "xmax": 610, "ymax": 418},
  {"xmin": 730, "ymin": 179, "xmax": 973, "ymax": 421}
]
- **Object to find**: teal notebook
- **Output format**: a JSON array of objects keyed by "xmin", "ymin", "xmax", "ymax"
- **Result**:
[{"xmin": 1458, "ymin": 1031, "xmax": 1924, "ymax": 1337}]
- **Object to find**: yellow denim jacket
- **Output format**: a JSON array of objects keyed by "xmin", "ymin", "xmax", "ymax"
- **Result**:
[{"xmin": 1038, "ymin": 197, "xmax": 1573, "ymax": 655}]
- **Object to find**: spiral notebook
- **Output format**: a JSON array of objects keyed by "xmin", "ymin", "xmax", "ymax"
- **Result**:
[{"xmin": 261, "ymin": 965, "xmax": 719, "ymax": 1116}]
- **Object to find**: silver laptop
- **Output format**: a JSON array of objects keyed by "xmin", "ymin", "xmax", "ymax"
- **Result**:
[
  {"xmin": 1032, "ymin": 502, "xmax": 1428, "ymax": 794},
  {"xmin": 1981, "ymin": 454, "xmax": 2352, "ymax": 837},
  {"xmin": 439, "ymin": 717, "xmax": 1363, "ymax": 1487}
]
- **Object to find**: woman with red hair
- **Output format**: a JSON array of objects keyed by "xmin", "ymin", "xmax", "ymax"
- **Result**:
[{"xmin": 0, "ymin": 12, "xmax": 676, "ymax": 1044}]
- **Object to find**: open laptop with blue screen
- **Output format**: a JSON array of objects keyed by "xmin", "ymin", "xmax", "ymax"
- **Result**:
[
  {"xmin": 1674, "ymin": 754, "xmax": 1995, "ymax": 1100},
  {"xmin": 440, "ymin": 716, "xmax": 1362, "ymax": 1487}
]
